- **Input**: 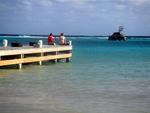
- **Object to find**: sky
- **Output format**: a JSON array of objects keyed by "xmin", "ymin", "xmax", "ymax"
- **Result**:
[{"xmin": 0, "ymin": 0, "xmax": 150, "ymax": 35}]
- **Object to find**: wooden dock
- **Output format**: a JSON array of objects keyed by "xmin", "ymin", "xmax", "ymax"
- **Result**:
[{"xmin": 0, "ymin": 45, "xmax": 72, "ymax": 69}]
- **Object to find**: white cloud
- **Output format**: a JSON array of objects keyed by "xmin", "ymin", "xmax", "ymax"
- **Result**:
[
  {"xmin": 129, "ymin": 0, "xmax": 149, "ymax": 5},
  {"xmin": 22, "ymin": 0, "xmax": 32, "ymax": 11},
  {"xmin": 115, "ymin": 4, "xmax": 126, "ymax": 10},
  {"xmin": 22, "ymin": 0, "xmax": 53, "ymax": 7},
  {"xmin": 1, "ymin": 0, "xmax": 150, "ymax": 18},
  {"xmin": 37, "ymin": 0, "xmax": 53, "ymax": 6}
]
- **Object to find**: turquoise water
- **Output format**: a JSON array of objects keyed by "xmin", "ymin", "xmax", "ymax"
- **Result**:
[{"xmin": 0, "ymin": 36, "xmax": 150, "ymax": 113}]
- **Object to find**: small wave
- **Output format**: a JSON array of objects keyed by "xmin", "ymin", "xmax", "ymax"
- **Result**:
[
  {"xmin": 129, "ymin": 37, "xmax": 150, "ymax": 40},
  {"xmin": 18, "ymin": 36, "xmax": 47, "ymax": 39},
  {"xmin": 19, "ymin": 35, "xmax": 31, "ymax": 38},
  {"xmin": 1, "ymin": 35, "xmax": 20, "ymax": 38},
  {"xmin": 96, "ymin": 37, "xmax": 108, "ymax": 39},
  {"xmin": 0, "ymin": 35, "xmax": 47, "ymax": 39}
]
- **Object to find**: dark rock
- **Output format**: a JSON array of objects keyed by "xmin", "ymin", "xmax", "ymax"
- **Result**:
[{"xmin": 108, "ymin": 32, "xmax": 127, "ymax": 41}]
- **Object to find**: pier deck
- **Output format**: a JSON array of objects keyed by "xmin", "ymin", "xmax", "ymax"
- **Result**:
[{"xmin": 0, "ymin": 45, "xmax": 72, "ymax": 69}]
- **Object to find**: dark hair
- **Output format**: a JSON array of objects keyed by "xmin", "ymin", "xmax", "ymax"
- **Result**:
[
  {"xmin": 60, "ymin": 33, "xmax": 64, "ymax": 36},
  {"xmin": 50, "ymin": 33, "xmax": 52, "ymax": 36}
]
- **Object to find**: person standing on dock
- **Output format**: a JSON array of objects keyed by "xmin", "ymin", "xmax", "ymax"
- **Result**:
[
  {"xmin": 59, "ymin": 33, "xmax": 66, "ymax": 45},
  {"xmin": 48, "ymin": 33, "xmax": 55, "ymax": 45}
]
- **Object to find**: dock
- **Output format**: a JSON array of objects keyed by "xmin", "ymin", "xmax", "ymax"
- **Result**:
[{"xmin": 0, "ymin": 45, "xmax": 72, "ymax": 69}]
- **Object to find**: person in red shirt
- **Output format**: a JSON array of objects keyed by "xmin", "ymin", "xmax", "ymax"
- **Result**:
[{"xmin": 48, "ymin": 33, "xmax": 55, "ymax": 45}]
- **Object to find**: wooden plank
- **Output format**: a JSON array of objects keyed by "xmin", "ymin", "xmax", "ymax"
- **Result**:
[
  {"xmin": 0, "ymin": 46, "xmax": 72, "ymax": 56},
  {"xmin": 0, "ymin": 53, "xmax": 72, "ymax": 66}
]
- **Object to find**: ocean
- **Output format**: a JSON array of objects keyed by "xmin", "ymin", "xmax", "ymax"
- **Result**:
[{"xmin": 0, "ymin": 36, "xmax": 150, "ymax": 113}]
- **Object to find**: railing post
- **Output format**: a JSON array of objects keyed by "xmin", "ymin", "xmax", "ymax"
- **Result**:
[
  {"xmin": 38, "ymin": 40, "xmax": 43, "ymax": 48},
  {"xmin": 69, "ymin": 40, "xmax": 72, "ymax": 46},
  {"xmin": 3, "ymin": 39, "xmax": 8, "ymax": 47}
]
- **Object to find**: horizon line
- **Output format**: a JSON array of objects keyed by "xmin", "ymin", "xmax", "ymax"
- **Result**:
[{"xmin": 0, "ymin": 34, "xmax": 150, "ymax": 37}]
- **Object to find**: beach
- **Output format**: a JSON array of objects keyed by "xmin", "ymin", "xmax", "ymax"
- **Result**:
[{"xmin": 0, "ymin": 36, "xmax": 150, "ymax": 113}]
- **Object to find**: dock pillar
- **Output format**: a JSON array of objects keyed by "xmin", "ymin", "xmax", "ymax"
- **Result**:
[
  {"xmin": 53, "ymin": 58, "xmax": 57, "ymax": 63},
  {"xmin": 38, "ymin": 40, "xmax": 43, "ymax": 65},
  {"xmin": 65, "ymin": 41, "xmax": 72, "ymax": 63},
  {"xmin": 39, "ymin": 61, "xmax": 42, "ymax": 65},
  {"xmin": 18, "ymin": 64, "xmax": 22, "ymax": 69},
  {"xmin": 39, "ymin": 53, "xmax": 43, "ymax": 65},
  {"xmin": 66, "ymin": 58, "xmax": 71, "ymax": 62},
  {"xmin": 53, "ymin": 51, "xmax": 57, "ymax": 63},
  {"xmin": 18, "ymin": 54, "xmax": 24, "ymax": 69}
]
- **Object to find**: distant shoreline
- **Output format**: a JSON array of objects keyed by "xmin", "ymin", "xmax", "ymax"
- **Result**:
[{"xmin": 0, "ymin": 34, "xmax": 150, "ymax": 38}]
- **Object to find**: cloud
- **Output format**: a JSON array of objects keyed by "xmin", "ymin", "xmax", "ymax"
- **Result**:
[
  {"xmin": 1, "ymin": 0, "xmax": 150, "ymax": 20},
  {"xmin": 115, "ymin": 4, "xmax": 126, "ymax": 10},
  {"xmin": 21, "ymin": 0, "xmax": 53, "ymax": 9},
  {"xmin": 0, "ymin": 1, "xmax": 19, "ymax": 12},
  {"xmin": 36, "ymin": 0, "xmax": 53, "ymax": 6},
  {"xmin": 22, "ymin": 0, "xmax": 32, "ymax": 11},
  {"xmin": 0, "ymin": 0, "xmax": 149, "ymax": 14},
  {"xmin": 129, "ymin": 0, "xmax": 149, "ymax": 5}
]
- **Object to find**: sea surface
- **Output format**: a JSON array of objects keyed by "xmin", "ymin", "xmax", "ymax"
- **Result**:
[{"xmin": 0, "ymin": 36, "xmax": 150, "ymax": 113}]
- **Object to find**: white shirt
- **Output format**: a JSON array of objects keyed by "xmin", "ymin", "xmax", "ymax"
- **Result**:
[{"xmin": 59, "ymin": 36, "xmax": 66, "ymax": 44}]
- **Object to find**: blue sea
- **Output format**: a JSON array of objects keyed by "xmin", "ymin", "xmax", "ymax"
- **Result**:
[{"xmin": 0, "ymin": 35, "xmax": 150, "ymax": 113}]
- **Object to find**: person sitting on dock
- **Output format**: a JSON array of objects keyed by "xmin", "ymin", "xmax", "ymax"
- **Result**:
[
  {"xmin": 59, "ymin": 33, "xmax": 66, "ymax": 45},
  {"xmin": 48, "ymin": 33, "xmax": 55, "ymax": 45}
]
